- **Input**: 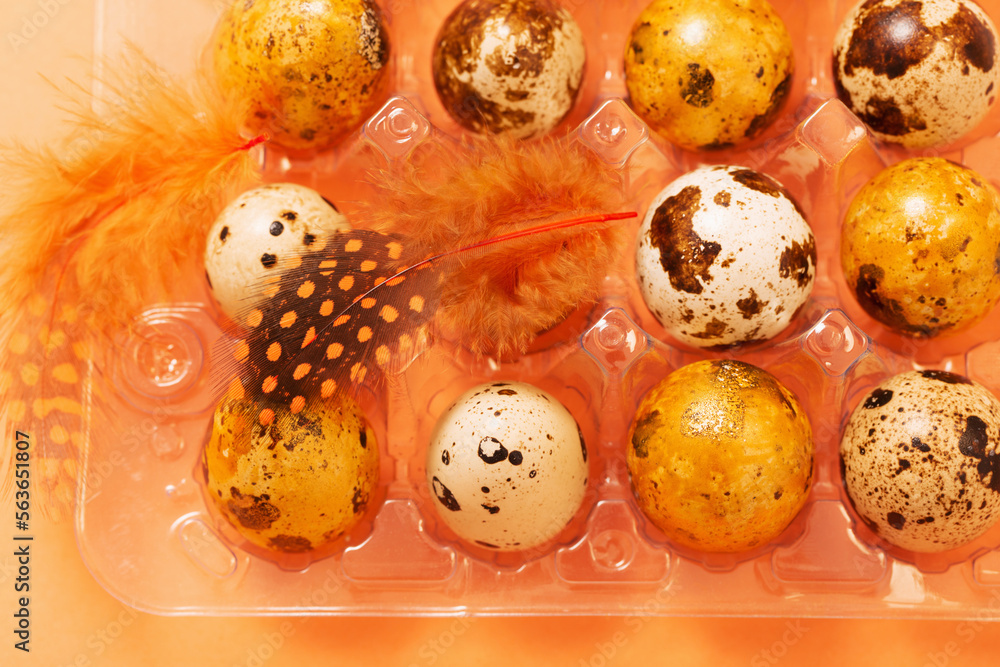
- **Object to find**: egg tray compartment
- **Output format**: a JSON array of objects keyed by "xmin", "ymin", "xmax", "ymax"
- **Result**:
[{"xmin": 72, "ymin": 0, "xmax": 1000, "ymax": 617}]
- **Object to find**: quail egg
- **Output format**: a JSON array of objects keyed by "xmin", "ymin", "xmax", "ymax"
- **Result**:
[
  {"xmin": 213, "ymin": 0, "xmax": 392, "ymax": 152},
  {"xmin": 635, "ymin": 165, "xmax": 816, "ymax": 348},
  {"xmin": 833, "ymin": 0, "xmax": 1000, "ymax": 148},
  {"xmin": 204, "ymin": 183, "xmax": 351, "ymax": 322},
  {"xmin": 627, "ymin": 359, "xmax": 814, "ymax": 553},
  {"xmin": 624, "ymin": 0, "xmax": 795, "ymax": 150},
  {"xmin": 841, "ymin": 157, "xmax": 1000, "ymax": 337},
  {"xmin": 432, "ymin": 0, "xmax": 586, "ymax": 138},
  {"xmin": 840, "ymin": 370, "xmax": 1000, "ymax": 552},
  {"xmin": 203, "ymin": 393, "xmax": 379, "ymax": 555},
  {"xmin": 425, "ymin": 381, "xmax": 588, "ymax": 551}
]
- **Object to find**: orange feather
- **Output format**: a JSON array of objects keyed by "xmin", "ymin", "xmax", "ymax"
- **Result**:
[{"xmin": 0, "ymin": 52, "xmax": 262, "ymax": 517}]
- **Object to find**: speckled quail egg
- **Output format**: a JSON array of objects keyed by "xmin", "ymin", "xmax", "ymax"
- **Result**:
[
  {"xmin": 432, "ymin": 0, "xmax": 586, "ymax": 139},
  {"xmin": 833, "ymin": 0, "xmax": 1000, "ymax": 148},
  {"xmin": 203, "ymin": 393, "xmax": 379, "ymax": 555},
  {"xmin": 204, "ymin": 183, "xmax": 351, "ymax": 322},
  {"xmin": 213, "ymin": 0, "xmax": 392, "ymax": 152},
  {"xmin": 624, "ymin": 0, "xmax": 795, "ymax": 150},
  {"xmin": 635, "ymin": 165, "xmax": 816, "ymax": 349},
  {"xmin": 840, "ymin": 370, "xmax": 1000, "ymax": 552},
  {"xmin": 425, "ymin": 381, "xmax": 588, "ymax": 551},
  {"xmin": 841, "ymin": 157, "xmax": 1000, "ymax": 337},
  {"xmin": 627, "ymin": 359, "xmax": 814, "ymax": 553}
]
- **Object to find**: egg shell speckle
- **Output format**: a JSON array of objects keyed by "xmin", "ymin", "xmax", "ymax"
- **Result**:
[
  {"xmin": 840, "ymin": 157, "xmax": 1000, "ymax": 337},
  {"xmin": 203, "ymin": 394, "xmax": 379, "ymax": 555},
  {"xmin": 213, "ymin": 0, "xmax": 392, "ymax": 151},
  {"xmin": 623, "ymin": 0, "xmax": 795, "ymax": 151},
  {"xmin": 627, "ymin": 359, "xmax": 814, "ymax": 553},
  {"xmin": 840, "ymin": 370, "xmax": 1000, "ymax": 553},
  {"xmin": 833, "ymin": 0, "xmax": 1000, "ymax": 148},
  {"xmin": 425, "ymin": 381, "xmax": 588, "ymax": 551},
  {"xmin": 635, "ymin": 165, "xmax": 817, "ymax": 349},
  {"xmin": 432, "ymin": 0, "xmax": 586, "ymax": 139},
  {"xmin": 204, "ymin": 183, "xmax": 351, "ymax": 322}
]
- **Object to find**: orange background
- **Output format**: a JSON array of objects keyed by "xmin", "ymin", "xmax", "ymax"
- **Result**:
[{"xmin": 4, "ymin": 0, "xmax": 1000, "ymax": 665}]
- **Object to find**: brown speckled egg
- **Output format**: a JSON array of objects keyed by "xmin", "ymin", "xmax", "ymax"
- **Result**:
[
  {"xmin": 425, "ymin": 382, "xmax": 588, "ymax": 551},
  {"xmin": 432, "ymin": 0, "xmax": 586, "ymax": 139},
  {"xmin": 635, "ymin": 165, "xmax": 816, "ymax": 349},
  {"xmin": 213, "ymin": 0, "xmax": 391, "ymax": 152},
  {"xmin": 840, "ymin": 370, "xmax": 1000, "ymax": 552},
  {"xmin": 627, "ymin": 360, "xmax": 814, "ymax": 553},
  {"xmin": 841, "ymin": 157, "xmax": 1000, "ymax": 337},
  {"xmin": 203, "ymin": 393, "xmax": 379, "ymax": 555},
  {"xmin": 204, "ymin": 183, "xmax": 351, "ymax": 322},
  {"xmin": 623, "ymin": 0, "xmax": 794, "ymax": 151},
  {"xmin": 833, "ymin": 0, "xmax": 1000, "ymax": 148}
]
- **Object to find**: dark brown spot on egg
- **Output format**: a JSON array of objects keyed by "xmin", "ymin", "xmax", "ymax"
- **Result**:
[
  {"xmin": 631, "ymin": 410, "xmax": 660, "ymax": 459},
  {"xmin": 919, "ymin": 370, "xmax": 972, "ymax": 385},
  {"xmin": 303, "ymin": 233, "xmax": 316, "ymax": 246},
  {"xmin": 779, "ymin": 238, "xmax": 816, "ymax": 288},
  {"xmin": 268, "ymin": 535, "xmax": 312, "ymax": 553},
  {"xmin": 736, "ymin": 289, "xmax": 768, "ymax": 319},
  {"xmin": 863, "ymin": 388, "xmax": 894, "ymax": 409},
  {"xmin": 714, "ymin": 191, "xmax": 731, "ymax": 207},
  {"xmin": 508, "ymin": 450, "xmax": 523, "ymax": 466},
  {"xmin": 432, "ymin": 477, "xmax": 462, "ymax": 511},
  {"xmin": 261, "ymin": 253, "xmax": 277, "ymax": 268},
  {"xmin": 321, "ymin": 196, "xmax": 339, "ymax": 212},
  {"xmin": 478, "ymin": 436, "xmax": 509, "ymax": 464},
  {"xmin": 219, "ymin": 226, "xmax": 230, "ymax": 242},
  {"xmin": 648, "ymin": 185, "xmax": 721, "ymax": 294},
  {"xmin": 690, "ymin": 318, "xmax": 729, "ymax": 340},
  {"xmin": 857, "ymin": 96, "xmax": 927, "ymax": 136},
  {"xmin": 227, "ymin": 487, "xmax": 281, "ymax": 530},
  {"xmin": 351, "ymin": 487, "xmax": 369, "ymax": 514},
  {"xmin": 475, "ymin": 540, "xmax": 500, "ymax": 549},
  {"xmin": 912, "ymin": 436, "xmax": 931, "ymax": 452},
  {"xmin": 843, "ymin": 1, "xmax": 937, "ymax": 80},
  {"xmin": 887, "ymin": 511, "xmax": 906, "ymax": 530},
  {"xmin": 680, "ymin": 63, "xmax": 715, "ymax": 108},
  {"xmin": 497, "ymin": 388, "xmax": 517, "ymax": 396},
  {"xmin": 270, "ymin": 221, "xmax": 284, "ymax": 236},
  {"xmin": 745, "ymin": 73, "xmax": 792, "ymax": 139},
  {"xmin": 482, "ymin": 503, "xmax": 500, "ymax": 514},
  {"xmin": 855, "ymin": 263, "xmax": 935, "ymax": 336},
  {"xmin": 281, "ymin": 211, "xmax": 297, "ymax": 222}
]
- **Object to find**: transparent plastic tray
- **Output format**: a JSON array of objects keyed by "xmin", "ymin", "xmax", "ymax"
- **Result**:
[{"xmin": 79, "ymin": 0, "xmax": 1000, "ymax": 617}]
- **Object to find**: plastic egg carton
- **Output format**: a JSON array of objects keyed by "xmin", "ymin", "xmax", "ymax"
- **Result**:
[{"xmin": 79, "ymin": 0, "xmax": 1000, "ymax": 617}]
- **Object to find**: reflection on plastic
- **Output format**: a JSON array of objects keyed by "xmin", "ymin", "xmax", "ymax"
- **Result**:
[
  {"xmin": 801, "ymin": 309, "xmax": 869, "ymax": 376},
  {"xmin": 556, "ymin": 501, "xmax": 671, "ymax": 584},
  {"xmin": 582, "ymin": 307, "xmax": 648, "ymax": 376},
  {"xmin": 800, "ymin": 99, "xmax": 868, "ymax": 166},
  {"xmin": 341, "ymin": 500, "xmax": 456, "ymax": 583},
  {"xmin": 364, "ymin": 97, "xmax": 432, "ymax": 161},
  {"xmin": 578, "ymin": 99, "xmax": 648, "ymax": 167},
  {"xmin": 173, "ymin": 514, "xmax": 238, "ymax": 579}
]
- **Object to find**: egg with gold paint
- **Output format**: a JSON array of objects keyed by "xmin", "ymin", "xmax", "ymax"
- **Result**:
[
  {"xmin": 213, "ymin": 0, "xmax": 392, "ymax": 152},
  {"xmin": 432, "ymin": 0, "xmax": 586, "ymax": 138},
  {"xmin": 833, "ymin": 0, "xmax": 1000, "ymax": 148},
  {"xmin": 202, "ymin": 393, "xmax": 379, "ymax": 555},
  {"xmin": 627, "ymin": 359, "xmax": 813, "ymax": 553},
  {"xmin": 841, "ymin": 157, "xmax": 1000, "ymax": 337},
  {"xmin": 623, "ymin": 0, "xmax": 794, "ymax": 150}
]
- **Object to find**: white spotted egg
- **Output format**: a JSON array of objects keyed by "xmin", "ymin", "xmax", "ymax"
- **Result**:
[
  {"xmin": 204, "ymin": 183, "xmax": 351, "ymax": 322},
  {"xmin": 425, "ymin": 381, "xmax": 588, "ymax": 551},
  {"xmin": 840, "ymin": 370, "xmax": 1000, "ymax": 552},
  {"xmin": 634, "ymin": 165, "xmax": 817, "ymax": 349},
  {"xmin": 833, "ymin": 0, "xmax": 1000, "ymax": 148},
  {"xmin": 432, "ymin": 0, "xmax": 586, "ymax": 139}
]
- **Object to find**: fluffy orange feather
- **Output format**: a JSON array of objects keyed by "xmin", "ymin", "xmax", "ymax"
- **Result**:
[
  {"xmin": 365, "ymin": 136, "xmax": 629, "ymax": 356},
  {"xmin": 0, "ymin": 53, "xmax": 262, "ymax": 517}
]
